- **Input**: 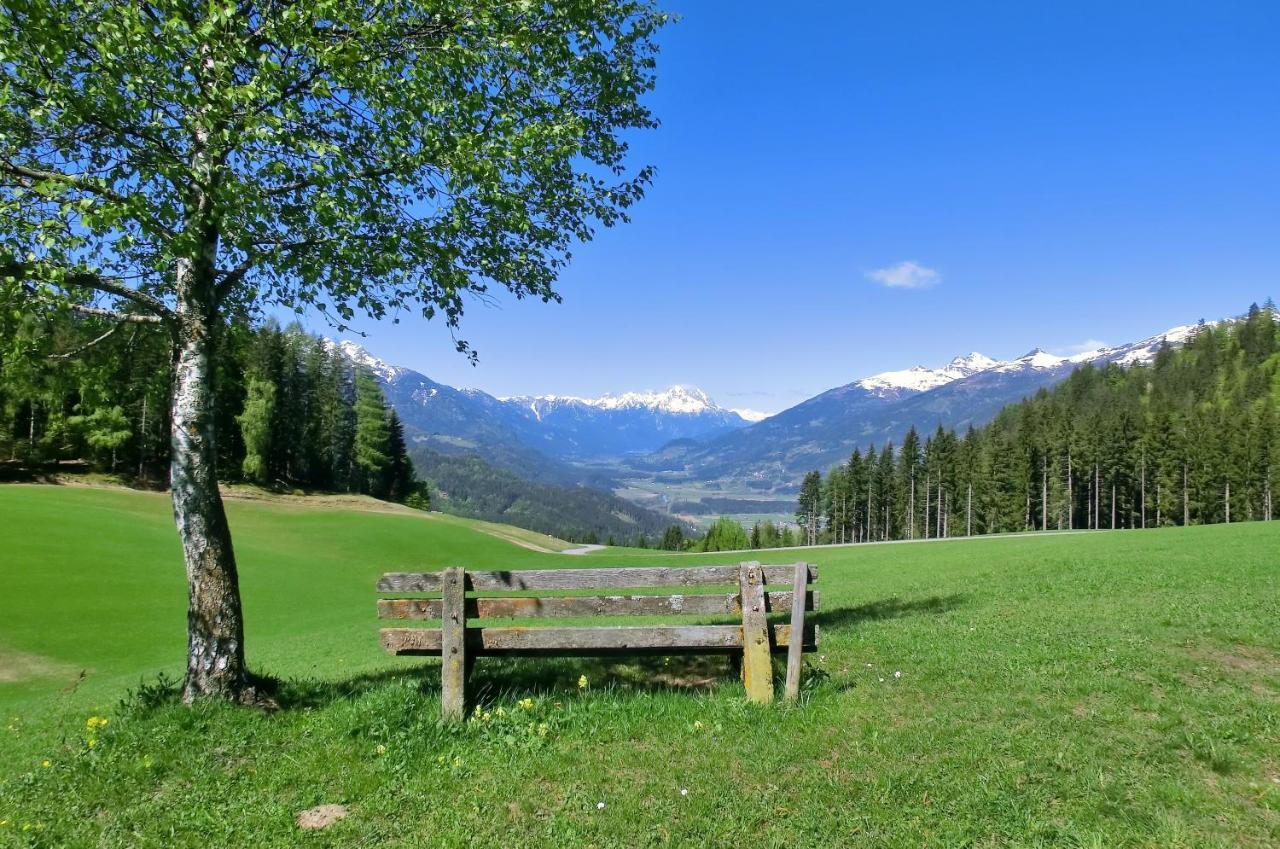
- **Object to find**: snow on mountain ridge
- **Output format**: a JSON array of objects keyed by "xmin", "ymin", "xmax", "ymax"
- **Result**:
[
  {"xmin": 504, "ymin": 385, "xmax": 736, "ymax": 417},
  {"xmin": 851, "ymin": 322, "xmax": 1199, "ymax": 397},
  {"xmin": 330, "ymin": 339, "xmax": 405, "ymax": 382},
  {"xmin": 855, "ymin": 351, "xmax": 1000, "ymax": 395}
]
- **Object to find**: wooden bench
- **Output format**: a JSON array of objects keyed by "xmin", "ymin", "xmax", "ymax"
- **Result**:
[{"xmin": 377, "ymin": 561, "xmax": 819, "ymax": 719}]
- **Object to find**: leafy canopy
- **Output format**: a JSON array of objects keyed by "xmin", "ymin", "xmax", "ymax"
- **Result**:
[{"xmin": 1, "ymin": 0, "xmax": 667, "ymax": 345}]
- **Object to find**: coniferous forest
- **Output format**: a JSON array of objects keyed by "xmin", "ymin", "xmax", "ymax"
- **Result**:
[
  {"xmin": 0, "ymin": 312, "xmax": 421, "ymax": 505},
  {"xmin": 0, "ymin": 307, "xmax": 674, "ymax": 542},
  {"xmin": 795, "ymin": 304, "xmax": 1279, "ymax": 543}
]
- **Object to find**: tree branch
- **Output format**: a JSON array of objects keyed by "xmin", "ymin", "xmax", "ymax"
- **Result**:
[
  {"xmin": 48, "ymin": 322, "xmax": 125, "ymax": 359},
  {"xmin": 69, "ymin": 304, "xmax": 165, "ymax": 324},
  {"xmin": 2, "ymin": 261, "xmax": 176, "ymax": 323},
  {"xmin": 1, "ymin": 160, "xmax": 179, "ymax": 241}
]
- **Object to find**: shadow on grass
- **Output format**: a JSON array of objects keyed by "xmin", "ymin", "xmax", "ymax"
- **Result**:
[
  {"xmin": 122, "ymin": 594, "xmax": 967, "ymax": 714},
  {"xmin": 812, "ymin": 593, "xmax": 967, "ymax": 631}
]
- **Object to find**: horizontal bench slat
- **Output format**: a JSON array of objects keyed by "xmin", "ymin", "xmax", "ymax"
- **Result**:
[
  {"xmin": 377, "ymin": 564, "xmax": 817, "ymax": 592},
  {"xmin": 378, "ymin": 590, "xmax": 819, "ymax": 620},
  {"xmin": 381, "ymin": 623, "xmax": 818, "ymax": 656}
]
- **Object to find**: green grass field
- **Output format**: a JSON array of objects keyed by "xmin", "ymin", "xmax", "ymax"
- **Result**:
[{"xmin": 1, "ymin": 484, "xmax": 1278, "ymax": 847}]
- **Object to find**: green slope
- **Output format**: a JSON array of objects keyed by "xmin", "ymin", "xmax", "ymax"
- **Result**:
[
  {"xmin": 0, "ymin": 485, "xmax": 574, "ymax": 707},
  {"xmin": 1, "ymin": 485, "xmax": 1278, "ymax": 847}
]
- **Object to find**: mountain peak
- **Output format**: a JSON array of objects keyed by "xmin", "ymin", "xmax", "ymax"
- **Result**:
[
  {"xmin": 1013, "ymin": 348, "xmax": 1066, "ymax": 369},
  {"xmin": 585, "ymin": 385, "xmax": 716, "ymax": 414},
  {"xmin": 329, "ymin": 339, "xmax": 406, "ymax": 382},
  {"xmin": 945, "ymin": 352, "xmax": 999, "ymax": 374},
  {"xmin": 855, "ymin": 351, "xmax": 1000, "ymax": 396},
  {"xmin": 502, "ymin": 384, "xmax": 736, "ymax": 417}
]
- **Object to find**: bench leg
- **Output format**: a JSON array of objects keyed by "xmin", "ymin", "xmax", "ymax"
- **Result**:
[
  {"xmin": 783, "ymin": 562, "xmax": 808, "ymax": 701},
  {"xmin": 738, "ymin": 561, "xmax": 774, "ymax": 703},
  {"xmin": 441, "ymin": 566, "xmax": 468, "ymax": 721}
]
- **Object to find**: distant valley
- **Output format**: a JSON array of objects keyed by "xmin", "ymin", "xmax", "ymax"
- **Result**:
[{"xmin": 338, "ymin": 320, "xmax": 1204, "ymax": 523}]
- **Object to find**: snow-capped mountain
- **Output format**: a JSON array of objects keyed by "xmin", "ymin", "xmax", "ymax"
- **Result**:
[
  {"xmin": 331, "ymin": 339, "xmax": 406, "ymax": 383},
  {"xmin": 851, "ymin": 325, "xmax": 1199, "ymax": 397},
  {"xmin": 330, "ymin": 319, "xmax": 1206, "ymax": 494},
  {"xmin": 506, "ymin": 385, "xmax": 724, "ymax": 418},
  {"xmin": 649, "ymin": 322, "xmax": 1204, "ymax": 489},
  {"xmin": 856, "ymin": 352, "xmax": 1000, "ymax": 396},
  {"xmin": 328, "ymin": 339, "xmax": 757, "ymax": 470},
  {"xmin": 496, "ymin": 385, "xmax": 753, "ymax": 459}
]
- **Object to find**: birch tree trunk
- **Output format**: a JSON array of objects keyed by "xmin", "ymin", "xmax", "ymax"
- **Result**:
[{"xmin": 170, "ymin": 258, "xmax": 259, "ymax": 705}]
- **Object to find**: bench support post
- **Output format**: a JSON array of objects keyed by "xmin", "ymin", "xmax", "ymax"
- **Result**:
[
  {"xmin": 738, "ymin": 561, "xmax": 774, "ymax": 703},
  {"xmin": 783, "ymin": 562, "xmax": 808, "ymax": 701},
  {"xmin": 441, "ymin": 566, "xmax": 468, "ymax": 721}
]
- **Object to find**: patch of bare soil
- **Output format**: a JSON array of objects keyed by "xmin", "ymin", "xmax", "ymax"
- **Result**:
[
  {"xmin": 1188, "ymin": 643, "xmax": 1279, "ymax": 675},
  {"xmin": 296, "ymin": 804, "xmax": 348, "ymax": 830},
  {"xmin": 0, "ymin": 648, "xmax": 78, "ymax": 684},
  {"xmin": 1185, "ymin": 644, "xmax": 1280, "ymax": 697}
]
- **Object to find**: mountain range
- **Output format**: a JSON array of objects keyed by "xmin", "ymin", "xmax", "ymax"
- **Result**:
[
  {"xmin": 335, "ymin": 340, "xmax": 755, "ymax": 487},
  {"xmin": 336, "ymin": 319, "xmax": 1204, "ymax": 507},
  {"xmin": 652, "ymin": 324, "xmax": 1201, "ymax": 491}
]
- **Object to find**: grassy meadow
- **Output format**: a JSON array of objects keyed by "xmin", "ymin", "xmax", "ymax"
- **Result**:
[{"xmin": 1, "ymin": 484, "xmax": 1278, "ymax": 847}]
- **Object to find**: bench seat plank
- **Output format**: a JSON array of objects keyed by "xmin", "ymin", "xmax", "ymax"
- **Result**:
[
  {"xmin": 381, "ymin": 623, "xmax": 818, "ymax": 657},
  {"xmin": 377, "ymin": 564, "xmax": 817, "ymax": 593},
  {"xmin": 377, "ymin": 590, "xmax": 819, "ymax": 620}
]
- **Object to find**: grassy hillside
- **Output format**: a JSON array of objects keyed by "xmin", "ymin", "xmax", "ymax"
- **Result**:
[{"xmin": 1, "ymin": 485, "xmax": 1278, "ymax": 847}]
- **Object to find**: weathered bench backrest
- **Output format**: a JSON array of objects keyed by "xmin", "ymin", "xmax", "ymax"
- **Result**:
[{"xmin": 377, "ymin": 561, "xmax": 818, "ymax": 718}]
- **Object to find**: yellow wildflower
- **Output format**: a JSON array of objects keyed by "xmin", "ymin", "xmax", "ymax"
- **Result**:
[
  {"xmin": 693, "ymin": 720, "xmax": 704, "ymax": 731},
  {"xmin": 577, "ymin": 675, "xmax": 588, "ymax": 690},
  {"xmin": 518, "ymin": 697, "xmax": 535, "ymax": 710},
  {"xmin": 41, "ymin": 759, "xmax": 50, "ymax": 768},
  {"xmin": 375, "ymin": 744, "xmax": 387, "ymax": 756},
  {"xmin": 537, "ymin": 723, "xmax": 548, "ymax": 737},
  {"xmin": 87, "ymin": 738, "xmax": 97, "ymax": 748},
  {"xmin": 495, "ymin": 707, "xmax": 505, "ymax": 718}
]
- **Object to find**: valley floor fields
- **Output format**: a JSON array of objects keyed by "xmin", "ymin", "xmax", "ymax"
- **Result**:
[{"xmin": 0, "ymin": 485, "xmax": 1278, "ymax": 847}]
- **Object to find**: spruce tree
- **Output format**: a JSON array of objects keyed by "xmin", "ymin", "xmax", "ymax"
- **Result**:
[
  {"xmin": 384, "ymin": 409, "xmax": 415, "ymax": 503},
  {"xmin": 353, "ymin": 371, "xmax": 392, "ymax": 498}
]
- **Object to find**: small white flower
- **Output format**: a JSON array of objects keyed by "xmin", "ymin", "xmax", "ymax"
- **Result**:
[
  {"xmin": 894, "ymin": 671, "xmax": 902, "ymax": 679},
  {"xmin": 680, "ymin": 788, "xmax": 688, "ymax": 797},
  {"xmin": 878, "ymin": 677, "xmax": 885, "ymax": 683},
  {"xmin": 596, "ymin": 801, "xmax": 605, "ymax": 810},
  {"xmin": 865, "ymin": 663, "xmax": 872, "ymax": 668}
]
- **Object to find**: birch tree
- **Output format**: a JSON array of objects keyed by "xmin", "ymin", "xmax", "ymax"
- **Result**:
[{"xmin": 2, "ymin": 0, "xmax": 666, "ymax": 703}]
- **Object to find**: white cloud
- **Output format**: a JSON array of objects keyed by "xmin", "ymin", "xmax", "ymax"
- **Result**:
[
  {"xmin": 865, "ymin": 260, "xmax": 940, "ymax": 290},
  {"xmin": 1053, "ymin": 338, "xmax": 1109, "ymax": 356}
]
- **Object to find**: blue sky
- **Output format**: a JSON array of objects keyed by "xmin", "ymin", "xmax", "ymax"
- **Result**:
[{"xmin": 324, "ymin": 0, "xmax": 1280, "ymax": 415}]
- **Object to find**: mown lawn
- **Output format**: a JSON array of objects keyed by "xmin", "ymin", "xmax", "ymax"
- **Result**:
[{"xmin": 1, "ymin": 484, "xmax": 1278, "ymax": 847}]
